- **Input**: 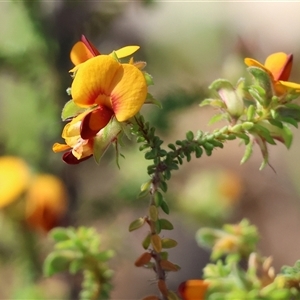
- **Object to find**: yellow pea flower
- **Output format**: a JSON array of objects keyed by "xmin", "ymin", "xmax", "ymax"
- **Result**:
[
  {"xmin": 53, "ymin": 112, "xmax": 94, "ymax": 164},
  {"xmin": 71, "ymin": 55, "xmax": 147, "ymax": 139},
  {"xmin": 178, "ymin": 280, "xmax": 209, "ymax": 300},
  {"xmin": 245, "ymin": 52, "xmax": 300, "ymax": 94}
]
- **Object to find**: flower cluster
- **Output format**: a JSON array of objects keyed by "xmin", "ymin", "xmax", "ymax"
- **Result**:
[
  {"xmin": 53, "ymin": 35, "xmax": 151, "ymax": 164},
  {"xmin": 202, "ymin": 52, "xmax": 300, "ymax": 169}
]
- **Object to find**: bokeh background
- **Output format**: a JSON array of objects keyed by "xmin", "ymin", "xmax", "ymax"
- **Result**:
[{"xmin": 1, "ymin": 1, "xmax": 300, "ymax": 299}]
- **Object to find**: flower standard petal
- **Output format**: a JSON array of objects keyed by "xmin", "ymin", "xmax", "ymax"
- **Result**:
[
  {"xmin": 110, "ymin": 63, "xmax": 147, "ymax": 122},
  {"xmin": 71, "ymin": 55, "xmax": 121, "ymax": 108},
  {"xmin": 264, "ymin": 52, "xmax": 293, "ymax": 81}
]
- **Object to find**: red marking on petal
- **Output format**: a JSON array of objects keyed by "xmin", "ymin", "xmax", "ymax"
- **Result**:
[
  {"xmin": 81, "ymin": 35, "xmax": 101, "ymax": 57},
  {"xmin": 62, "ymin": 151, "xmax": 92, "ymax": 164},
  {"xmin": 80, "ymin": 106, "xmax": 114, "ymax": 139},
  {"xmin": 277, "ymin": 54, "xmax": 293, "ymax": 81}
]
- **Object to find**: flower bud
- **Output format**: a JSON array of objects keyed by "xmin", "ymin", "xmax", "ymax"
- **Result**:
[{"xmin": 209, "ymin": 79, "xmax": 244, "ymax": 119}]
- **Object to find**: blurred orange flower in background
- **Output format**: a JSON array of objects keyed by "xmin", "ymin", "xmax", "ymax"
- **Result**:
[
  {"xmin": 178, "ymin": 279, "xmax": 209, "ymax": 300},
  {"xmin": 26, "ymin": 174, "xmax": 67, "ymax": 232},
  {"xmin": 0, "ymin": 156, "xmax": 67, "ymax": 232}
]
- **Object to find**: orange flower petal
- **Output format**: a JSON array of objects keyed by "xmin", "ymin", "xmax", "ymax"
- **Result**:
[
  {"xmin": 52, "ymin": 143, "xmax": 71, "ymax": 153},
  {"xmin": 70, "ymin": 41, "xmax": 96, "ymax": 66},
  {"xmin": 110, "ymin": 63, "xmax": 147, "ymax": 121},
  {"xmin": 80, "ymin": 106, "xmax": 114, "ymax": 139},
  {"xmin": 178, "ymin": 280, "xmax": 209, "ymax": 300},
  {"xmin": 264, "ymin": 52, "xmax": 293, "ymax": 81},
  {"xmin": 244, "ymin": 58, "xmax": 272, "ymax": 77},
  {"xmin": 72, "ymin": 55, "xmax": 121, "ymax": 108},
  {"xmin": 71, "ymin": 56, "xmax": 147, "ymax": 121}
]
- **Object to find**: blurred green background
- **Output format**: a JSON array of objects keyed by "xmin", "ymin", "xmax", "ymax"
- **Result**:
[{"xmin": 1, "ymin": 1, "xmax": 300, "ymax": 299}]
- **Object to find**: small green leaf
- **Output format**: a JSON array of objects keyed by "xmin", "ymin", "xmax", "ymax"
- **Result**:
[
  {"xmin": 50, "ymin": 228, "xmax": 70, "ymax": 242},
  {"xmin": 159, "ymin": 181, "xmax": 168, "ymax": 192},
  {"xmin": 195, "ymin": 146, "xmax": 203, "ymax": 158},
  {"xmin": 280, "ymin": 116, "xmax": 298, "ymax": 128},
  {"xmin": 159, "ymin": 219, "xmax": 174, "ymax": 230},
  {"xmin": 240, "ymin": 140, "xmax": 254, "ymax": 164},
  {"xmin": 93, "ymin": 118, "xmax": 122, "ymax": 164},
  {"xmin": 208, "ymin": 113, "xmax": 226, "ymax": 125},
  {"xmin": 268, "ymin": 119, "xmax": 283, "ymax": 129},
  {"xmin": 186, "ymin": 131, "xmax": 194, "ymax": 141},
  {"xmin": 43, "ymin": 251, "xmax": 74, "ymax": 276},
  {"xmin": 246, "ymin": 104, "xmax": 256, "ymax": 121},
  {"xmin": 129, "ymin": 218, "xmax": 145, "ymax": 232},
  {"xmin": 144, "ymin": 72, "xmax": 154, "ymax": 86},
  {"xmin": 61, "ymin": 100, "xmax": 87, "ymax": 121},
  {"xmin": 161, "ymin": 200, "xmax": 170, "ymax": 215},
  {"xmin": 154, "ymin": 191, "xmax": 163, "ymax": 207},
  {"xmin": 142, "ymin": 234, "xmax": 151, "ymax": 250},
  {"xmin": 144, "ymin": 93, "xmax": 162, "ymax": 108},
  {"xmin": 161, "ymin": 238, "xmax": 178, "ymax": 249}
]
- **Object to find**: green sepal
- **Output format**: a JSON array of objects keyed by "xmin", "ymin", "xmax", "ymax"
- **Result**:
[
  {"xmin": 129, "ymin": 218, "xmax": 146, "ymax": 232},
  {"xmin": 61, "ymin": 100, "xmax": 87, "ymax": 121},
  {"xmin": 93, "ymin": 118, "xmax": 122, "ymax": 164},
  {"xmin": 247, "ymin": 66, "xmax": 273, "ymax": 105},
  {"xmin": 144, "ymin": 93, "xmax": 162, "ymax": 108},
  {"xmin": 144, "ymin": 72, "xmax": 154, "ymax": 86}
]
